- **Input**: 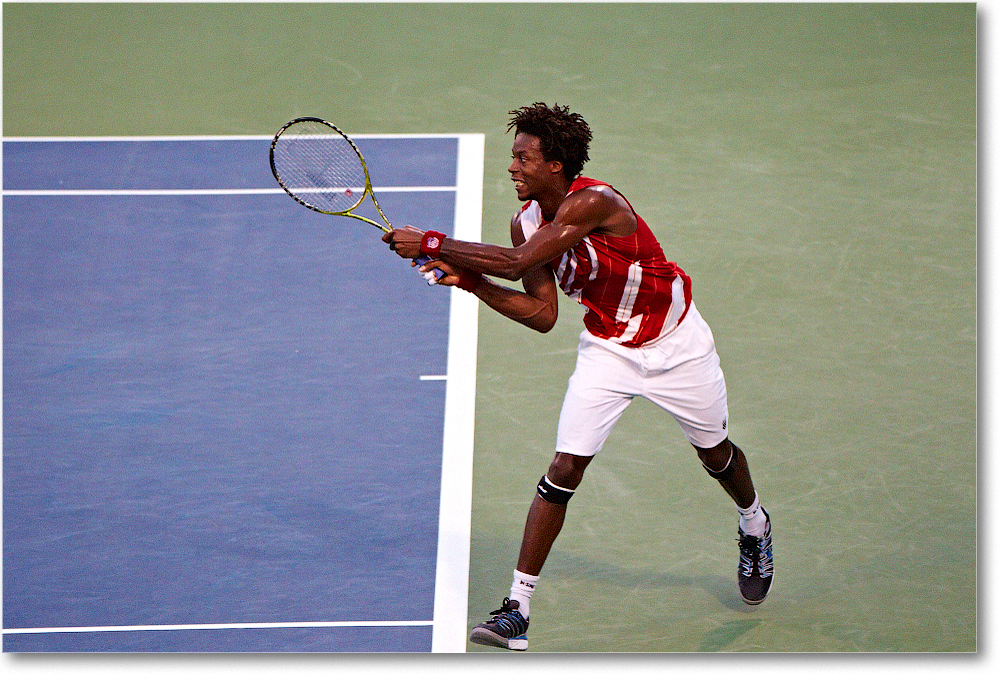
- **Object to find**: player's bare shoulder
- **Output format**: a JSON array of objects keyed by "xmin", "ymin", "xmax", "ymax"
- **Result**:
[{"xmin": 563, "ymin": 184, "xmax": 637, "ymax": 237}]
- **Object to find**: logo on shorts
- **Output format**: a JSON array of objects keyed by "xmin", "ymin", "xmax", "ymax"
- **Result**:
[{"xmin": 722, "ymin": 418, "xmax": 727, "ymax": 430}]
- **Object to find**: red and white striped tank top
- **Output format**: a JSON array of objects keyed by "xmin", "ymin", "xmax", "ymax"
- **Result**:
[{"xmin": 519, "ymin": 177, "xmax": 692, "ymax": 347}]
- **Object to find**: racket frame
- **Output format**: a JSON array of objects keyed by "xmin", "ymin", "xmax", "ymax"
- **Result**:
[
  {"xmin": 269, "ymin": 116, "xmax": 393, "ymax": 233},
  {"xmin": 269, "ymin": 116, "xmax": 443, "ymax": 282}
]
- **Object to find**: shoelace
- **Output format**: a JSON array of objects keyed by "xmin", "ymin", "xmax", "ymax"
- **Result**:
[
  {"xmin": 738, "ymin": 532, "xmax": 773, "ymax": 578},
  {"xmin": 486, "ymin": 598, "xmax": 528, "ymax": 635}
]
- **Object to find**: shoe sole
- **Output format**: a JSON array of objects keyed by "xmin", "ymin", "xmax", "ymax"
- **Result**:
[{"xmin": 469, "ymin": 627, "xmax": 528, "ymax": 651}]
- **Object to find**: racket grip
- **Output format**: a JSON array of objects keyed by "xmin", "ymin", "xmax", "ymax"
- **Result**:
[{"xmin": 415, "ymin": 255, "xmax": 446, "ymax": 283}]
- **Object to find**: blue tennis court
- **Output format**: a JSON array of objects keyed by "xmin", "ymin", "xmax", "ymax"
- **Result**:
[{"xmin": 2, "ymin": 134, "xmax": 484, "ymax": 652}]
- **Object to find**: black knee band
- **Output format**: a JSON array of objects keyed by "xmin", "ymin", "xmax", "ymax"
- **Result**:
[
  {"xmin": 703, "ymin": 445, "xmax": 738, "ymax": 481},
  {"xmin": 536, "ymin": 475, "xmax": 575, "ymax": 505}
]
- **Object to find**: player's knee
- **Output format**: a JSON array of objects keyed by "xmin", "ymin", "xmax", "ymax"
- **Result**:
[
  {"xmin": 546, "ymin": 452, "xmax": 591, "ymax": 489},
  {"xmin": 697, "ymin": 439, "xmax": 736, "ymax": 480},
  {"xmin": 537, "ymin": 453, "xmax": 592, "ymax": 504}
]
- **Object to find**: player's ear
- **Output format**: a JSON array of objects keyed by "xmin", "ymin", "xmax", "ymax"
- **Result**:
[{"xmin": 548, "ymin": 159, "xmax": 564, "ymax": 176}]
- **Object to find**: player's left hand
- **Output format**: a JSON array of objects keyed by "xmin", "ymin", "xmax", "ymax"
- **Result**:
[
  {"xmin": 382, "ymin": 225, "xmax": 425, "ymax": 259},
  {"xmin": 415, "ymin": 259, "xmax": 461, "ymax": 286}
]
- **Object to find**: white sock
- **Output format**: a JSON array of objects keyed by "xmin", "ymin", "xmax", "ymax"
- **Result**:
[
  {"xmin": 509, "ymin": 570, "xmax": 539, "ymax": 619},
  {"xmin": 737, "ymin": 492, "xmax": 767, "ymax": 537}
]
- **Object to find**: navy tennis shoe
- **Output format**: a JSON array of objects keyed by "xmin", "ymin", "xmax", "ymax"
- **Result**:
[
  {"xmin": 737, "ymin": 508, "xmax": 773, "ymax": 605},
  {"xmin": 469, "ymin": 597, "xmax": 529, "ymax": 651}
]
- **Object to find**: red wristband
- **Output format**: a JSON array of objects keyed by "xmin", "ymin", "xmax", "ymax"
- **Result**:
[
  {"xmin": 457, "ymin": 270, "xmax": 482, "ymax": 293},
  {"xmin": 420, "ymin": 230, "xmax": 446, "ymax": 257}
]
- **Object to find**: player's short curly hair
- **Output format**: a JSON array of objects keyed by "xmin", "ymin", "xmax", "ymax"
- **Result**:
[{"xmin": 508, "ymin": 102, "xmax": 592, "ymax": 180}]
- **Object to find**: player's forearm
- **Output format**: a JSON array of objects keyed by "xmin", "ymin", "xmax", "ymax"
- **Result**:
[
  {"xmin": 439, "ymin": 238, "xmax": 533, "ymax": 281},
  {"xmin": 473, "ymin": 278, "xmax": 557, "ymax": 333}
]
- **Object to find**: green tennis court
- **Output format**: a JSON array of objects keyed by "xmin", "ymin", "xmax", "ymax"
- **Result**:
[{"xmin": 3, "ymin": 2, "xmax": 977, "ymax": 656}]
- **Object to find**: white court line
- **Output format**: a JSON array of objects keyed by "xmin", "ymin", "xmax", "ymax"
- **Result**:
[
  {"xmin": 2, "ymin": 134, "xmax": 466, "ymax": 142},
  {"xmin": 3, "ymin": 187, "xmax": 455, "ymax": 197},
  {"xmin": 2, "ymin": 620, "xmax": 432, "ymax": 635},
  {"xmin": 430, "ymin": 133, "xmax": 482, "ymax": 653},
  {"xmin": 0, "ymin": 133, "xmax": 485, "ymax": 653}
]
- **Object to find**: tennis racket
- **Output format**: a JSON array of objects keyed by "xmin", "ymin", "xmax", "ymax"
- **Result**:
[{"xmin": 269, "ymin": 116, "xmax": 443, "ymax": 282}]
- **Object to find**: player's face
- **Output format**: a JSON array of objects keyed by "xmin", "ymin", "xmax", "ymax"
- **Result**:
[{"xmin": 508, "ymin": 133, "xmax": 561, "ymax": 201}]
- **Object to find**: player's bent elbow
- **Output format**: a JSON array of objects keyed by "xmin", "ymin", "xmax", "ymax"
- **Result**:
[
  {"xmin": 524, "ymin": 320, "xmax": 554, "ymax": 334},
  {"xmin": 528, "ymin": 309, "xmax": 558, "ymax": 334}
]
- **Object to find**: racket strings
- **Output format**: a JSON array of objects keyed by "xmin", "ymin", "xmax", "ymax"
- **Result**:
[{"xmin": 272, "ymin": 120, "xmax": 367, "ymax": 213}]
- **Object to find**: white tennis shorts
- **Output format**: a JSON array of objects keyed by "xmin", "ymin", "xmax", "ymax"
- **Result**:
[{"xmin": 555, "ymin": 303, "xmax": 730, "ymax": 456}]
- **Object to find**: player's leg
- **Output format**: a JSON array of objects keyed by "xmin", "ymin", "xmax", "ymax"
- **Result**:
[
  {"xmin": 516, "ymin": 452, "xmax": 594, "ymax": 576},
  {"xmin": 470, "ymin": 332, "xmax": 635, "ymax": 651},
  {"xmin": 468, "ymin": 452, "xmax": 601, "ymax": 651},
  {"xmin": 642, "ymin": 304, "xmax": 773, "ymax": 605},
  {"xmin": 696, "ymin": 438, "xmax": 756, "ymax": 509},
  {"xmin": 697, "ymin": 437, "xmax": 773, "ymax": 605},
  {"xmin": 511, "ymin": 330, "xmax": 635, "ymax": 597}
]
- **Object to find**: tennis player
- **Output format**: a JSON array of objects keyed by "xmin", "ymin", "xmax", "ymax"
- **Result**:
[{"xmin": 383, "ymin": 102, "xmax": 773, "ymax": 651}]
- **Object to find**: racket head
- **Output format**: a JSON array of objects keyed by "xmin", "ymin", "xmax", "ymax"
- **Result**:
[{"xmin": 269, "ymin": 117, "xmax": 375, "ymax": 220}]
